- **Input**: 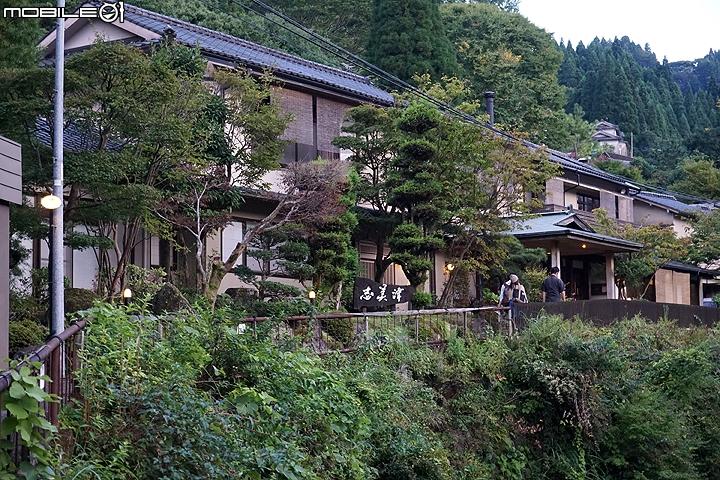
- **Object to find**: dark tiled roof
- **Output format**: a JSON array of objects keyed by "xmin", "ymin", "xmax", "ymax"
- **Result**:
[
  {"xmin": 635, "ymin": 191, "xmax": 714, "ymax": 215},
  {"xmin": 524, "ymin": 140, "xmax": 638, "ymax": 185},
  {"xmin": 121, "ymin": 3, "xmax": 394, "ymax": 105},
  {"xmin": 35, "ymin": 118, "xmax": 124, "ymax": 153},
  {"xmin": 664, "ymin": 260, "xmax": 718, "ymax": 277},
  {"xmin": 592, "ymin": 131, "xmax": 623, "ymax": 141},
  {"xmin": 600, "ymin": 152, "xmax": 634, "ymax": 162},
  {"xmin": 505, "ymin": 210, "xmax": 643, "ymax": 250}
]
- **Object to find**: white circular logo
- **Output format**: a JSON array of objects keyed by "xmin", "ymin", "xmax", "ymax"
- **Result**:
[{"xmin": 98, "ymin": 2, "xmax": 120, "ymax": 23}]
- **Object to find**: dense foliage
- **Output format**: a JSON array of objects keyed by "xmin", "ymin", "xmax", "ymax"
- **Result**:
[{"xmin": 52, "ymin": 304, "xmax": 720, "ymax": 479}]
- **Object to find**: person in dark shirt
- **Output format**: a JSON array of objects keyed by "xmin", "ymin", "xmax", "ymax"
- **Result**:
[{"xmin": 541, "ymin": 266, "xmax": 566, "ymax": 302}]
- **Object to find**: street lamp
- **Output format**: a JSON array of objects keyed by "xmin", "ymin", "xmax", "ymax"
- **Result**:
[
  {"xmin": 40, "ymin": 194, "xmax": 62, "ymax": 210},
  {"xmin": 41, "ymin": 193, "xmax": 64, "ymax": 336}
]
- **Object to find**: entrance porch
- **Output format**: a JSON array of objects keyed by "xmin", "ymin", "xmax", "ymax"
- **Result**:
[{"xmin": 507, "ymin": 211, "xmax": 642, "ymax": 300}]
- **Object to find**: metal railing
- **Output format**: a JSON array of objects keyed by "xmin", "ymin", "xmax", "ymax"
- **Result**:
[
  {"xmin": 0, "ymin": 319, "xmax": 87, "ymax": 466},
  {"xmin": 237, "ymin": 306, "xmax": 513, "ymax": 353}
]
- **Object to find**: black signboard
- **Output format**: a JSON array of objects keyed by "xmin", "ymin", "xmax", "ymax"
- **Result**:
[{"xmin": 353, "ymin": 277, "xmax": 414, "ymax": 309}]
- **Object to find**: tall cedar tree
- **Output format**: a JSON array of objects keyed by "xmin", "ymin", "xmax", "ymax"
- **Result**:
[{"xmin": 366, "ymin": 0, "xmax": 459, "ymax": 84}]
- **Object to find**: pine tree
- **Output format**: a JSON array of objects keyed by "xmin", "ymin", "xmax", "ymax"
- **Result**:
[{"xmin": 366, "ymin": 0, "xmax": 459, "ymax": 83}]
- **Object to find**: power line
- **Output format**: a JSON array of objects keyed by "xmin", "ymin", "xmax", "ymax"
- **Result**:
[
  {"xmin": 201, "ymin": 0, "xmax": 717, "ymax": 206},
  {"xmin": 195, "ymin": 0, "xmax": 335, "ymax": 66}
]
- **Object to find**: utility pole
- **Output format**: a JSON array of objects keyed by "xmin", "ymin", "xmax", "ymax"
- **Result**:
[{"xmin": 51, "ymin": 2, "xmax": 65, "ymax": 336}]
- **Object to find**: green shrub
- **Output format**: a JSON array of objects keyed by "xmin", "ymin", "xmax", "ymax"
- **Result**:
[
  {"xmin": 411, "ymin": 291, "xmax": 433, "ymax": 309},
  {"xmin": 415, "ymin": 317, "xmax": 451, "ymax": 341},
  {"xmin": 125, "ymin": 264, "xmax": 166, "ymax": 301},
  {"xmin": 8, "ymin": 318, "xmax": 47, "ymax": 357},
  {"xmin": 322, "ymin": 317, "xmax": 355, "ymax": 347},
  {"xmin": 64, "ymin": 288, "xmax": 99, "ymax": 315}
]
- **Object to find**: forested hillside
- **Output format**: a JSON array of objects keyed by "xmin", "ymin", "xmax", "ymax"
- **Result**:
[{"xmin": 559, "ymin": 37, "xmax": 720, "ymax": 161}]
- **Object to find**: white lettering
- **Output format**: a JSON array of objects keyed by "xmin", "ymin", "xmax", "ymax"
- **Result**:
[
  {"xmin": 3, "ymin": 8, "xmax": 22, "ymax": 17},
  {"xmin": 79, "ymin": 7, "xmax": 96, "ymax": 18},
  {"xmin": 3, "ymin": 2, "xmax": 123, "ymax": 22}
]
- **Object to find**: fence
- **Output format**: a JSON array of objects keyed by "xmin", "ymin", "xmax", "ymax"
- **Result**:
[{"xmin": 514, "ymin": 299, "xmax": 720, "ymax": 329}]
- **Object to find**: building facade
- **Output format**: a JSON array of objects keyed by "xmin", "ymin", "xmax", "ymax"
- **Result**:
[{"xmin": 29, "ymin": 3, "xmax": 717, "ymax": 307}]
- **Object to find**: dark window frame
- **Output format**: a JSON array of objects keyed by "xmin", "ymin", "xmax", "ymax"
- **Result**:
[{"xmin": 577, "ymin": 193, "xmax": 600, "ymax": 212}]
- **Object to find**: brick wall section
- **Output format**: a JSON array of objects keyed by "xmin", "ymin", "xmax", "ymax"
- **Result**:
[
  {"xmin": 545, "ymin": 178, "xmax": 565, "ymax": 210},
  {"xmin": 274, "ymin": 88, "xmax": 314, "ymax": 144},
  {"xmin": 316, "ymin": 97, "xmax": 349, "ymax": 153},
  {"xmin": 599, "ymin": 190, "xmax": 616, "ymax": 217}
]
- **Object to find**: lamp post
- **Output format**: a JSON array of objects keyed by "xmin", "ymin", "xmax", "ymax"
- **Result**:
[
  {"xmin": 42, "ymin": 194, "xmax": 64, "ymax": 335},
  {"xmin": 307, "ymin": 290, "xmax": 319, "ymax": 352}
]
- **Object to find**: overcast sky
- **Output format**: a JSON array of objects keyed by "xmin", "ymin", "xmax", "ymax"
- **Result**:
[{"xmin": 518, "ymin": 0, "xmax": 720, "ymax": 63}]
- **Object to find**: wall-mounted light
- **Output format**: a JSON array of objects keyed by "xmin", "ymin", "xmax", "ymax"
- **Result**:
[
  {"xmin": 581, "ymin": 244, "xmax": 587, "ymax": 249},
  {"xmin": 620, "ymin": 188, "xmax": 627, "ymax": 195},
  {"xmin": 40, "ymin": 194, "xmax": 62, "ymax": 210},
  {"xmin": 446, "ymin": 263, "xmax": 455, "ymax": 272}
]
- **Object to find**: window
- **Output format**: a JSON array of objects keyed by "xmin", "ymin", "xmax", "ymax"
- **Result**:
[
  {"xmin": 577, "ymin": 193, "xmax": 600, "ymax": 212},
  {"xmin": 280, "ymin": 142, "xmax": 317, "ymax": 164}
]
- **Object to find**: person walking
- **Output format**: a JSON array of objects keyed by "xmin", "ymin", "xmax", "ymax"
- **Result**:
[
  {"xmin": 498, "ymin": 274, "xmax": 527, "ymax": 307},
  {"xmin": 541, "ymin": 266, "xmax": 566, "ymax": 302}
]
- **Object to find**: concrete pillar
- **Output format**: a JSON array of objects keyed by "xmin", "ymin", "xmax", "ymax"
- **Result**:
[
  {"xmin": 699, "ymin": 279, "xmax": 704, "ymax": 305},
  {"xmin": 550, "ymin": 241, "xmax": 561, "ymax": 272},
  {"xmin": 605, "ymin": 251, "xmax": 617, "ymax": 299}
]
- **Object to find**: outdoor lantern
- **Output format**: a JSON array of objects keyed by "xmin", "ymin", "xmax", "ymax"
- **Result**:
[
  {"xmin": 446, "ymin": 263, "xmax": 455, "ymax": 272},
  {"xmin": 40, "ymin": 194, "xmax": 62, "ymax": 210},
  {"xmin": 307, "ymin": 290, "xmax": 316, "ymax": 300},
  {"xmin": 122, "ymin": 288, "xmax": 132, "ymax": 306}
]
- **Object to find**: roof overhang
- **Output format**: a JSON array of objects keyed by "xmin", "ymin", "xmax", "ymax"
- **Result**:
[
  {"xmin": 513, "ymin": 228, "xmax": 642, "ymax": 256},
  {"xmin": 663, "ymin": 261, "xmax": 719, "ymax": 279}
]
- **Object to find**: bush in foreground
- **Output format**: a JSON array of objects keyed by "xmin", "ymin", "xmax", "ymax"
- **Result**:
[{"xmin": 56, "ymin": 305, "xmax": 720, "ymax": 479}]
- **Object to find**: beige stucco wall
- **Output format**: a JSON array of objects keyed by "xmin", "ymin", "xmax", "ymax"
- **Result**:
[
  {"xmin": 655, "ymin": 269, "xmax": 690, "ymax": 304},
  {"xmin": 633, "ymin": 201, "xmax": 674, "ymax": 226}
]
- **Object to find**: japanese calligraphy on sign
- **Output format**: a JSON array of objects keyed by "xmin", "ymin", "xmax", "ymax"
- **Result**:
[{"xmin": 353, "ymin": 277, "xmax": 414, "ymax": 309}]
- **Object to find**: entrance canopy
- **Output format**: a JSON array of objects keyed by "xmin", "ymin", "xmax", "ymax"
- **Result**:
[{"xmin": 506, "ymin": 211, "xmax": 642, "ymax": 256}]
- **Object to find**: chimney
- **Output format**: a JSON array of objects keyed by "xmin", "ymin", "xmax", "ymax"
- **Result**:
[
  {"xmin": 163, "ymin": 26, "xmax": 177, "ymax": 43},
  {"xmin": 484, "ymin": 91, "xmax": 495, "ymax": 126}
]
